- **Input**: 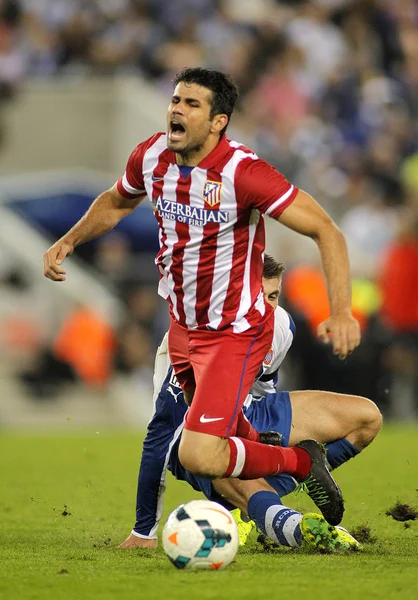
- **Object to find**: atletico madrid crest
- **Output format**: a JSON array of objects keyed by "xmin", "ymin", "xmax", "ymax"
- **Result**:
[{"xmin": 203, "ymin": 180, "xmax": 222, "ymax": 207}]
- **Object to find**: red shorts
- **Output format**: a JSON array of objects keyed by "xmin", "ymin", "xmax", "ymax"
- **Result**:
[{"xmin": 168, "ymin": 313, "xmax": 274, "ymax": 437}]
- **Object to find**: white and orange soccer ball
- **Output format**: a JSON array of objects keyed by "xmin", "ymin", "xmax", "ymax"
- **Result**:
[{"xmin": 162, "ymin": 500, "xmax": 239, "ymax": 570}]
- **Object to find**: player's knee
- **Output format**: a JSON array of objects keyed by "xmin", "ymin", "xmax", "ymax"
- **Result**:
[
  {"xmin": 356, "ymin": 397, "xmax": 383, "ymax": 445},
  {"xmin": 363, "ymin": 398, "xmax": 383, "ymax": 433},
  {"xmin": 178, "ymin": 443, "xmax": 226, "ymax": 479}
]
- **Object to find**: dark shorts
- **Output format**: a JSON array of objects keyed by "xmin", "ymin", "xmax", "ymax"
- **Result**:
[{"xmin": 242, "ymin": 391, "xmax": 292, "ymax": 447}]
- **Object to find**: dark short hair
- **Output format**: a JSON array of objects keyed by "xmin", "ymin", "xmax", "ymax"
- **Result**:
[
  {"xmin": 263, "ymin": 254, "xmax": 285, "ymax": 280},
  {"xmin": 173, "ymin": 67, "xmax": 239, "ymax": 136}
]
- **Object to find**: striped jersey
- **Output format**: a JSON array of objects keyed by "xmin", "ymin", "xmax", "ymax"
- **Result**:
[{"xmin": 117, "ymin": 132, "xmax": 298, "ymax": 332}]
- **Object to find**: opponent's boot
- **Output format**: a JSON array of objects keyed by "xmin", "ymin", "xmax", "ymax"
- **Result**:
[
  {"xmin": 230, "ymin": 509, "xmax": 255, "ymax": 546},
  {"xmin": 259, "ymin": 431, "xmax": 283, "ymax": 446},
  {"xmin": 300, "ymin": 513, "xmax": 361, "ymax": 553},
  {"xmin": 295, "ymin": 439, "xmax": 344, "ymax": 526}
]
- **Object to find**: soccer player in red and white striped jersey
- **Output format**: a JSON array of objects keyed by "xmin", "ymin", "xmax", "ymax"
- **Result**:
[{"xmin": 44, "ymin": 68, "xmax": 360, "ymax": 508}]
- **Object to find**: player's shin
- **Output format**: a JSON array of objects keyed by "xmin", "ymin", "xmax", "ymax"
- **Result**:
[
  {"xmin": 224, "ymin": 436, "xmax": 310, "ymax": 479},
  {"xmin": 325, "ymin": 438, "xmax": 360, "ymax": 470}
]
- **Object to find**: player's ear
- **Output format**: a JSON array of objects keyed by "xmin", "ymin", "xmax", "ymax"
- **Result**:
[{"xmin": 210, "ymin": 114, "xmax": 228, "ymax": 135}]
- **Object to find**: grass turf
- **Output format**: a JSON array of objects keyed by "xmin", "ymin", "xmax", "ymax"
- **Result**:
[{"xmin": 0, "ymin": 424, "xmax": 417, "ymax": 600}]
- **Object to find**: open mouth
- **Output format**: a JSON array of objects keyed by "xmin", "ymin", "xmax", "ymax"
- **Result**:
[{"xmin": 169, "ymin": 121, "xmax": 186, "ymax": 141}]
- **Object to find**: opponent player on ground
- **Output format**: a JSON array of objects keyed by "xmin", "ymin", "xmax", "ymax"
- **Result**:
[
  {"xmin": 120, "ymin": 256, "xmax": 381, "ymax": 552},
  {"xmin": 44, "ymin": 68, "xmax": 361, "ymax": 525}
]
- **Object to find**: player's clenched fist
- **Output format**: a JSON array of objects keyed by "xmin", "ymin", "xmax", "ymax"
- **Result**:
[{"xmin": 43, "ymin": 241, "xmax": 74, "ymax": 281}]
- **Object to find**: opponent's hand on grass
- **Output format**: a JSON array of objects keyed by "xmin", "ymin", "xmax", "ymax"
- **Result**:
[
  {"xmin": 317, "ymin": 314, "xmax": 361, "ymax": 360},
  {"xmin": 119, "ymin": 533, "xmax": 158, "ymax": 549},
  {"xmin": 43, "ymin": 241, "xmax": 74, "ymax": 282}
]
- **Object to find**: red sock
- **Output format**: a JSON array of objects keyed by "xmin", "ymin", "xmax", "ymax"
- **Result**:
[
  {"xmin": 224, "ymin": 437, "xmax": 311, "ymax": 479},
  {"xmin": 235, "ymin": 412, "xmax": 260, "ymax": 443}
]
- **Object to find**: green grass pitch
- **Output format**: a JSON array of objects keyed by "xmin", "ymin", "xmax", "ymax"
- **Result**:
[{"xmin": 1, "ymin": 424, "xmax": 417, "ymax": 600}]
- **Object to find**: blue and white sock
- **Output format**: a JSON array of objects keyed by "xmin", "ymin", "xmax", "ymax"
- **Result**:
[
  {"xmin": 247, "ymin": 490, "xmax": 303, "ymax": 548},
  {"xmin": 325, "ymin": 438, "xmax": 360, "ymax": 470}
]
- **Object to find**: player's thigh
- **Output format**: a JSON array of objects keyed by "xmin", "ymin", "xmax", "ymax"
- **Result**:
[
  {"xmin": 288, "ymin": 390, "xmax": 372, "ymax": 445},
  {"xmin": 178, "ymin": 429, "xmax": 230, "ymax": 476}
]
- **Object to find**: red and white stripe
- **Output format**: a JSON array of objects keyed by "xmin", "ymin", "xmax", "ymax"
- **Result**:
[
  {"xmin": 117, "ymin": 134, "xmax": 297, "ymax": 332},
  {"xmin": 182, "ymin": 167, "xmax": 207, "ymax": 327},
  {"xmin": 221, "ymin": 146, "xmax": 263, "ymax": 332},
  {"xmin": 228, "ymin": 437, "xmax": 247, "ymax": 477}
]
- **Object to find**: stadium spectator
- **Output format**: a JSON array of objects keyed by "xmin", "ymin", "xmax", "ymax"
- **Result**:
[
  {"xmin": 378, "ymin": 210, "xmax": 418, "ymax": 419},
  {"xmin": 19, "ymin": 305, "xmax": 116, "ymax": 397}
]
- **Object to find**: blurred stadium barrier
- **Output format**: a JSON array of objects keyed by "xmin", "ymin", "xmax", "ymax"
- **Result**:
[
  {"xmin": 0, "ymin": 75, "xmax": 169, "ymax": 428},
  {"xmin": 0, "ymin": 76, "xmax": 166, "ymax": 175},
  {"xmin": 0, "ymin": 195, "xmax": 156, "ymax": 428}
]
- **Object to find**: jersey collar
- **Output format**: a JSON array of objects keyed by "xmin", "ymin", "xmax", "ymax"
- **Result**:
[{"xmin": 197, "ymin": 135, "xmax": 231, "ymax": 170}]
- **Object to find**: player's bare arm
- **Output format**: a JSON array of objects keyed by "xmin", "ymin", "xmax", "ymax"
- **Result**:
[
  {"xmin": 43, "ymin": 184, "xmax": 143, "ymax": 282},
  {"xmin": 278, "ymin": 190, "xmax": 361, "ymax": 359}
]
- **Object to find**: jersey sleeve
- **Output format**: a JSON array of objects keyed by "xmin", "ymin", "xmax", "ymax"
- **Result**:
[
  {"xmin": 116, "ymin": 133, "xmax": 162, "ymax": 200},
  {"xmin": 272, "ymin": 310, "xmax": 295, "ymax": 373},
  {"xmin": 249, "ymin": 306, "xmax": 295, "ymax": 397},
  {"xmin": 235, "ymin": 157, "xmax": 298, "ymax": 219},
  {"xmin": 134, "ymin": 388, "xmax": 185, "ymax": 538},
  {"xmin": 133, "ymin": 416, "xmax": 172, "ymax": 538},
  {"xmin": 133, "ymin": 334, "xmax": 188, "ymax": 538},
  {"xmin": 133, "ymin": 337, "xmax": 172, "ymax": 538}
]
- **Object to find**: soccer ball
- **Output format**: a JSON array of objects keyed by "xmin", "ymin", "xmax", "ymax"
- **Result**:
[{"xmin": 162, "ymin": 499, "xmax": 239, "ymax": 570}]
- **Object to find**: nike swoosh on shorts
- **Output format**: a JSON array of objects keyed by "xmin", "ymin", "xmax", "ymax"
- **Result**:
[{"xmin": 199, "ymin": 415, "xmax": 225, "ymax": 423}]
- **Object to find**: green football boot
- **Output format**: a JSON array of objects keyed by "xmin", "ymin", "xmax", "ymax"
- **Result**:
[
  {"xmin": 230, "ymin": 508, "xmax": 255, "ymax": 546},
  {"xmin": 300, "ymin": 513, "xmax": 362, "ymax": 553}
]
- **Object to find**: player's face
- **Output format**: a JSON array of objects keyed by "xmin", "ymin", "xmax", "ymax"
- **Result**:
[
  {"xmin": 167, "ymin": 82, "xmax": 224, "ymax": 161},
  {"xmin": 262, "ymin": 276, "xmax": 281, "ymax": 309}
]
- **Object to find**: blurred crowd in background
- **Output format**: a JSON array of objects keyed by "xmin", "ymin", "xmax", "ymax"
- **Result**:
[{"xmin": 0, "ymin": 0, "xmax": 417, "ymax": 416}]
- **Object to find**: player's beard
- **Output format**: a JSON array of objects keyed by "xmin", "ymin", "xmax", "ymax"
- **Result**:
[
  {"xmin": 167, "ymin": 125, "xmax": 211, "ymax": 163},
  {"xmin": 173, "ymin": 140, "xmax": 204, "ymax": 161}
]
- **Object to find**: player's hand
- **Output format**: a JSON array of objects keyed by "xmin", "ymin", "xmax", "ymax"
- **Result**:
[
  {"xmin": 118, "ymin": 533, "xmax": 158, "ymax": 549},
  {"xmin": 43, "ymin": 240, "xmax": 74, "ymax": 281},
  {"xmin": 317, "ymin": 314, "xmax": 361, "ymax": 360}
]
